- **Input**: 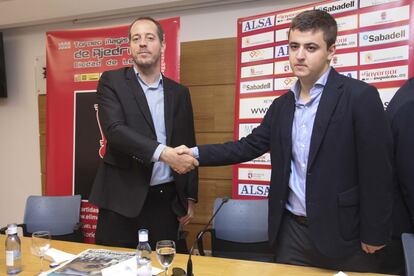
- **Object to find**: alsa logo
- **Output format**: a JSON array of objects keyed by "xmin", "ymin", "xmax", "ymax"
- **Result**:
[
  {"xmin": 275, "ymin": 45, "xmax": 289, "ymax": 58},
  {"xmin": 242, "ymin": 15, "xmax": 275, "ymax": 33},
  {"xmin": 238, "ymin": 184, "xmax": 270, "ymax": 197}
]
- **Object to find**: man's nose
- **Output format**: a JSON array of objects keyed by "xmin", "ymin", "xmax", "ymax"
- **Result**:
[
  {"xmin": 139, "ymin": 39, "xmax": 148, "ymax": 47},
  {"xmin": 296, "ymin": 47, "xmax": 305, "ymax": 59}
]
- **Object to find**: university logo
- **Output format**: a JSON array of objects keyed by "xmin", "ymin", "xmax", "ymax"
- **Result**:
[
  {"xmin": 241, "ymin": 63, "xmax": 273, "ymax": 78},
  {"xmin": 239, "ymin": 168, "xmax": 271, "ymax": 182},
  {"xmin": 360, "ymin": 5, "xmax": 409, "ymax": 28}
]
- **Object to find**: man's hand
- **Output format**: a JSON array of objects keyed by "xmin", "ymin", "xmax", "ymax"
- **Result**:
[
  {"xmin": 361, "ymin": 242, "xmax": 386, "ymax": 254},
  {"xmin": 159, "ymin": 146, "xmax": 198, "ymax": 174},
  {"xmin": 174, "ymin": 145, "xmax": 193, "ymax": 156},
  {"xmin": 178, "ymin": 200, "xmax": 195, "ymax": 225}
]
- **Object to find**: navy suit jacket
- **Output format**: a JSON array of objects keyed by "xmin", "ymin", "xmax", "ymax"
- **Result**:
[
  {"xmin": 90, "ymin": 67, "xmax": 198, "ymax": 218},
  {"xmin": 199, "ymin": 69, "xmax": 393, "ymax": 257},
  {"xmin": 386, "ymin": 77, "xmax": 414, "ymax": 238}
]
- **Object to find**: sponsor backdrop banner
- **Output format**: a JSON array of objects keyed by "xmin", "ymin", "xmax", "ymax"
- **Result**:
[
  {"xmin": 235, "ymin": 0, "xmax": 414, "ymax": 199},
  {"xmin": 46, "ymin": 18, "xmax": 180, "ymax": 242}
]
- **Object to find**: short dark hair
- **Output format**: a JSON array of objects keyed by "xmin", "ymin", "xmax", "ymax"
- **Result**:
[
  {"xmin": 128, "ymin": 16, "xmax": 164, "ymax": 42},
  {"xmin": 289, "ymin": 10, "xmax": 337, "ymax": 49}
]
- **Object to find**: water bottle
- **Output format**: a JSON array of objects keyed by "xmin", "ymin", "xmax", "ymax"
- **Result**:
[
  {"xmin": 136, "ymin": 229, "xmax": 152, "ymax": 276},
  {"xmin": 5, "ymin": 224, "xmax": 22, "ymax": 275}
]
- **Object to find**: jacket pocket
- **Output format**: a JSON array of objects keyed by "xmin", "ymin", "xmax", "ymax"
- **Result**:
[
  {"xmin": 337, "ymin": 186, "xmax": 360, "ymax": 241},
  {"xmin": 103, "ymin": 151, "xmax": 131, "ymax": 169}
]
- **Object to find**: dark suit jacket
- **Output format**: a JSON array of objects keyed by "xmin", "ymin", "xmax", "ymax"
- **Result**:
[
  {"xmin": 199, "ymin": 69, "xmax": 393, "ymax": 258},
  {"xmin": 89, "ymin": 67, "xmax": 198, "ymax": 218},
  {"xmin": 386, "ymin": 78, "xmax": 414, "ymax": 238}
]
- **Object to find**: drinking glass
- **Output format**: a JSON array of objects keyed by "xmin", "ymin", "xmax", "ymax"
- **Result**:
[
  {"xmin": 156, "ymin": 240, "xmax": 176, "ymax": 276},
  {"xmin": 31, "ymin": 231, "xmax": 51, "ymax": 272}
]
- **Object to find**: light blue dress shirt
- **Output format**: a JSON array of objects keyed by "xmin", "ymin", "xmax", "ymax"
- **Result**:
[
  {"xmin": 286, "ymin": 67, "xmax": 331, "ymax": 216},
  {"xmin": 135, "ymin": 68, "xmax": 173, "ymax": 186}
]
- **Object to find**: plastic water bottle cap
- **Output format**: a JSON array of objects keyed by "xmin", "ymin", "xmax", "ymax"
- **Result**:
[
  {"xmin": 138, "ymin": 229, "xmax": 148, "ymax": 242},
  {"xmin": 6, "ymin": 224, "xmax": 17, "ymax": 235}
]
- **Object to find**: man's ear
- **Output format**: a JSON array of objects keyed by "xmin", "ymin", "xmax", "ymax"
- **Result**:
[{"xmin": 327, "ymin": 44, "xmax": 336, "ymax": 60}]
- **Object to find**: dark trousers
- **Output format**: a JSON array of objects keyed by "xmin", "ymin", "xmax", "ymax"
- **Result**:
[
  {"xmin": 377, "ymin": 238, "xmax": 405, "ymax": 275},
  {"xmin": 95, "ymin": 182, "xmax": 179, "ymax": 250},
  {"xmin": 274, "ymin": 211, "xmax": 402, "ymax": 274}
]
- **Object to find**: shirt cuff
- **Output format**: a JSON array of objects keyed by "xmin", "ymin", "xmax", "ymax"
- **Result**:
[
  {"xmin": 191, "ymin": 147, "xmax": 199, "ymax": 159},
  {"xmin": 152, "ymin": 144, "xmax": 166, "ymax": 162}
]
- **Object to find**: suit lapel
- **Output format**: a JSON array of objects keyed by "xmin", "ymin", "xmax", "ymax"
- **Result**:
[
  {"xmin": 163, "ymin": 77, "xmax": 174, "ymax": 145},
  {"xmin": 125, "ymin": 67, "xmax": 156, "ymax": 134},
  {"xmin": 308, "ymin": 69, "xmax": 344, "ymax": 169}
]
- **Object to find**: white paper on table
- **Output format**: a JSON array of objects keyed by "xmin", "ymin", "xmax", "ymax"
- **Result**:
[
  {"xmin": 44, "ymin": 248, "xmax": 76, "ymax": 263},
  {"xmin": 101, "ymin": 257, "xmax": 164, "ymax": 276},
  {"xmin": 334, "ymin": 272, "xmax": 348, "ymax": 276},
  {"xmin": 151, "ymin": 266, "xmax": 164, "ymax": 275}
]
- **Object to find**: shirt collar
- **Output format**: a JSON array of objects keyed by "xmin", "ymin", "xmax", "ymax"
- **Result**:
[
  {"xmin": 291, "ymin": 66, "xmax": 331, "ymax": 102},
  {"xmin": 133, "ymin": 66, "xmax": 163, "ymax": 88}
]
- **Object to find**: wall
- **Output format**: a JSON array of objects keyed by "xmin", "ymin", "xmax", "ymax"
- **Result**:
[{"xmin": 0, "ymin": 0, "xmax": 313, "ymax": 227}]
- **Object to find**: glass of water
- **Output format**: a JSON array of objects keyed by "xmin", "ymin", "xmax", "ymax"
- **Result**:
[
  {"xmin": 31, "ymin": 231, "xmax": 51, "ymax": 273},
  {"xmin": 156, "ymin": 240, "xmax": 176, "ymax": 276}
]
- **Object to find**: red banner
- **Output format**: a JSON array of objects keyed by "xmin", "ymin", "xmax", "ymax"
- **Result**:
[
  {"xmin": 234, "ymin": 0, "xmax": 414, "ymax": 199},
  {"xmin": 46, "ymin": 18, "xmax": 180, "ymax": 242}
]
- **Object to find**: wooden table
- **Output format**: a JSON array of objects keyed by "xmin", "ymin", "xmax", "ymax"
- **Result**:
[{"xmin": 0, "ymin": 235, "xmax": 390, "ymax": 275}]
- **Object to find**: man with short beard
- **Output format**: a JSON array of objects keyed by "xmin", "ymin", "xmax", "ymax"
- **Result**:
[{"xmin": 89, "ymin": 17, "xmax": 198, "ymax": 249}]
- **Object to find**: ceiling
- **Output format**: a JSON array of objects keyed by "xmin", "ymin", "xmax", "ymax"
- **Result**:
[{"xmin": 0, "ymin": 0, "xmax": 262, "ymax": 29}]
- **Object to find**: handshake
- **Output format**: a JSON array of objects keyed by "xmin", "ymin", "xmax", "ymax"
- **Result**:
[{"xmin": 159, "ymin": 145, "xmax": 198, "ymax": 174}]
